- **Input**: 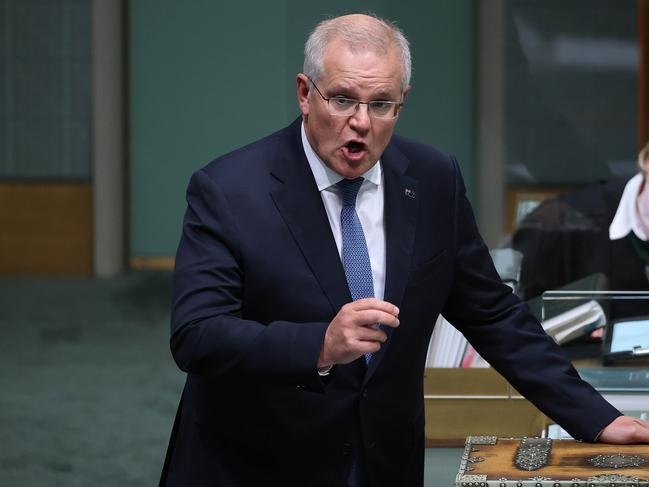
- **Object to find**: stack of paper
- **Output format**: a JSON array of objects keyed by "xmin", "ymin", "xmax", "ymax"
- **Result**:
[
  {"xmin": 425, "ymin": 316, "xmax": 490, "ymax": 368},
  {"xmin": 425, "ymin": 301, "xmax": 605, "ymax": 368}
]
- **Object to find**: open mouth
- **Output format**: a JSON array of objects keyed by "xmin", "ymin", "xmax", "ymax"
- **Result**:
[{"xmin": 345, "ymin": 141, "xmax": 366, "ymax": 153}]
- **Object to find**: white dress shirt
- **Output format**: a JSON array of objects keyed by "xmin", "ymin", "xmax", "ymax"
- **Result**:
[{"xmin": 301, "ymin": 122, "xmax": 386, "ymax": 301}]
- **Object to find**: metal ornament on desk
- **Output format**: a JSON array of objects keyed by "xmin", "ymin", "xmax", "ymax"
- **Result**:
[
  {"xmin": 587, "ymin": 472, "xmax": 642, "ymax": 483},
  {"xmin": 514, "ymin": 437, "xmax": 553, "ymax": 471},
  {"xmin": 588, "ymin": 453, "xmax": 648, "ymax": 469},
  {"xmin": 467, "ymin": 435, "xmax": 498, "ymax": 445},
  {"xmin": 455, "ymin": 436, "xmax": 649, "ymax": 486},
  {"xmin": 456, "ymin": 437, "xmax": 494, "ymax": 486}
]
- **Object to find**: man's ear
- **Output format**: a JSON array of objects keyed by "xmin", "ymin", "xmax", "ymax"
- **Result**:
[{"xmin": 296, "ymin": 74, "xmax": 311, "ymax": 116}]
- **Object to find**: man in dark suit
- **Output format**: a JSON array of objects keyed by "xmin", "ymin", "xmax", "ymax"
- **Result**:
[{"xmin": 160, "ymin": 14, "xmax": 649, "ymax": 487}]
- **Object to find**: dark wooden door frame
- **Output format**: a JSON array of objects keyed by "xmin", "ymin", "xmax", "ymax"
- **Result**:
[{"xmin": 639, "ymin": 0, "xmax": 649, "ymax": 148}]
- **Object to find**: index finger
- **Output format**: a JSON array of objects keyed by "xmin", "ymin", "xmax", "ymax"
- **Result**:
[
  {"xmin": 350, "ymin": 298, "xmax": 399, "ymax": 317},
  {"xmin": 353, "ymin": 308, "xmax": 400, "ymax": 329}
]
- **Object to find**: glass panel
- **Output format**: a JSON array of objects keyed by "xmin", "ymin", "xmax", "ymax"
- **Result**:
[
  {"xmin": 504, "ymin": 0, "xmax": 637, "ymax": 187},
  {"xmin": 497, "ymin": 0, "xmax": 649, "ymax": 307},
  {"xmin": 540, "ymin": 290, "xmax": 649, "ymax": 364},
  {"xmin": 0, "ymin": 0, "xmax": 91, "ymax": 180}
]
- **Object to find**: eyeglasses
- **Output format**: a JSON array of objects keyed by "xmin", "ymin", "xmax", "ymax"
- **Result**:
[{"xmin": 307, "ymin": 77, "xmax": 403, "ymax": 120}]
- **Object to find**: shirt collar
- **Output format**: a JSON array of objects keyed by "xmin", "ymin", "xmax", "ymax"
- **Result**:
[
  {"xmin": 609, "ymin": 172, "xmax": 647, "ymax": 240},
  {"xmin": 301, "ymin": 121, "xmax": 382, "ymax": 192}
]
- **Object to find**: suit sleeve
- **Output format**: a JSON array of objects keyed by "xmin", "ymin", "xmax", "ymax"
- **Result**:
[
  {"xmin": 169, "ymin": 169, "xmax": 329, "ymax": 389},
  {"xmin": 441, "ymin": 157, "xmax": 621, "ymax": 442}
]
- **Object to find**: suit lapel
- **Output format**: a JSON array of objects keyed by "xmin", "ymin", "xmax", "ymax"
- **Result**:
[
  {"xmin": 381, "ymin": 144, "xmax": 419, "ymax": 309},
  {"xmin": 268, "ymin": 121, "xmax": 419, "ymax": 381},
  {"xmin": 365, "ymin": 142, "xmax": 419, "ymax": 383},
  {"xmin": 268, "ymin": 121, "xmax": 351, "ymax": 314}
]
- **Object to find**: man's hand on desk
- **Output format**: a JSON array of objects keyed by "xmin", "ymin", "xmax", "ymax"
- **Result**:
[
  {"xmin": 599, "ymin": 415, "xmax": 649, "ymax": 443},
  {"xmin": 317, "ymin": 298, "xmax": 400, "ymax": 368}
]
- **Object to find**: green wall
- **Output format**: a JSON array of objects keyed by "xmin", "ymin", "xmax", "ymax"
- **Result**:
[{"xmin": 128, "ymin": 1, "xmax": 475, "ymax": 257}]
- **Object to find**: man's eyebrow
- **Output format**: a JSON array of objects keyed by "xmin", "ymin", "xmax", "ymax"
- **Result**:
[
  {"xmin": 372, "ymin": 90, "xmax": 395, "ymax": 100},
  {"xmin": 326, "ymin": 85, "xmax": 355, "ymax": 96},
  {"xmin": 327, "ymin": 85, "xmax": 396, "ymax": 100}
]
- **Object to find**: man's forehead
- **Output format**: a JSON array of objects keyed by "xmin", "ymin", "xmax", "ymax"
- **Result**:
[{"xmin": 320, "ymin": 41, "xmax": 402, "ymax": 85}]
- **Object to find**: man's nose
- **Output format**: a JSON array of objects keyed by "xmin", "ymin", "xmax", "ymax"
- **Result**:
[{"xmin": 348, "ymin": 103, "xmax": 371, "ymax": 132}]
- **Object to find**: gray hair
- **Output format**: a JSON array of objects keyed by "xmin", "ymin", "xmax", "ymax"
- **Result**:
[{"xmin": 303, "ymin": 14, "xmax": 411, "ymax": 92}]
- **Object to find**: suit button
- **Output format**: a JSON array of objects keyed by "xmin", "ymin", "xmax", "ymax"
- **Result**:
[
  {"xmin": 361, "ymin": 389, "xmax": 368, "ymax": 398},
  {"xmin": 368, "ymin": 441, "xmax": 376, "ymax": 449},
  {"xmin": 342, "ymin": 442, "xmax": 353, "ymax": 455}
]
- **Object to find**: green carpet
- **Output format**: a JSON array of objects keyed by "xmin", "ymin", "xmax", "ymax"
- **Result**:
[
  {"xmin": 0, "ymin": 272, "xmax": 183, "ymax": 487},
  {"xmin": 0, "ymin": 272, "xmax": 460, "ymax": 486}
]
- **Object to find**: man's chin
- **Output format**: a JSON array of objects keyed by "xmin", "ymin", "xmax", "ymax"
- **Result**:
[
  {"xmin": 334, "ymin": 161, "xmax": 374, "ymax": 179},
  {"xmin": 330, "ymin": 153, "xmax": 377, "ymax": 179}
]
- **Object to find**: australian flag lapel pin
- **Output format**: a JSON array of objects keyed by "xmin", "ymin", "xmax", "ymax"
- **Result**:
[{"xmin": 404, "ymin": 187, "xmax": 416, "ymax": 199}]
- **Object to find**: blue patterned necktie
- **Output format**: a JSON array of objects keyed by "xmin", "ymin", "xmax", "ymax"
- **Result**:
[{"xmin": 337, "ymin": 177, "xmax": 376, "ymax": 363}]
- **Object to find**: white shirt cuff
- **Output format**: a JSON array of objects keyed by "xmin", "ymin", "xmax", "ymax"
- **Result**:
[{"xmin": 317, "ymin": 365, "xmax": 333, "ymax": 376}]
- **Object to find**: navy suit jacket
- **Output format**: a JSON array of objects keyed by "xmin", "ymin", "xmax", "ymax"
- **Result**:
[{"xmin": 161, "ymin": 118, "xmax": 620, "ymax": 487}]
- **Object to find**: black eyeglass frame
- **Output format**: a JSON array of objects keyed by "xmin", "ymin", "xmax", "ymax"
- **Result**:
[{"xmin": 307, "ymin": 76, "xmax": 404, "ymax": 119}]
